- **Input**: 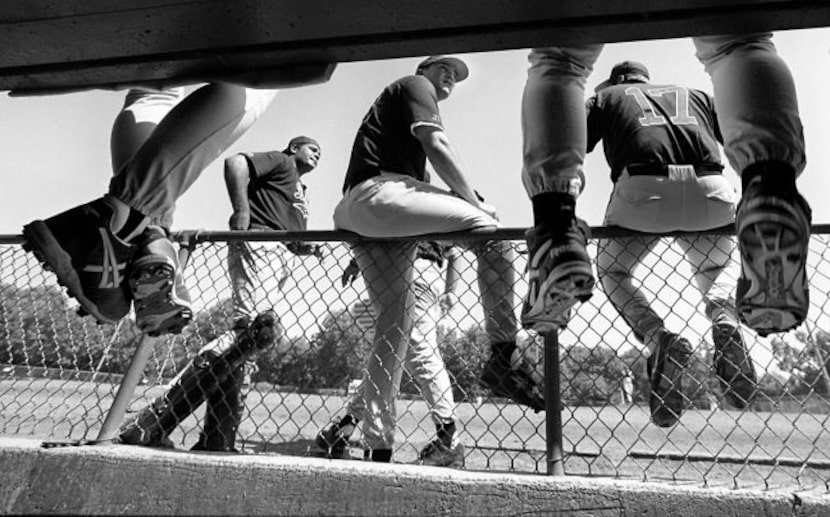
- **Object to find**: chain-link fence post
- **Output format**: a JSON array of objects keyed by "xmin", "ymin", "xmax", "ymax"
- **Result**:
[{"xmin": 545, "ymin": 329, "xmax": 565, "ymax": 475}]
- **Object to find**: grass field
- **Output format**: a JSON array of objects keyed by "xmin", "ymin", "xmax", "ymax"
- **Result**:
[{"xmin": 2, "ymin": 376, "xmax": 829, "ymax": 493}]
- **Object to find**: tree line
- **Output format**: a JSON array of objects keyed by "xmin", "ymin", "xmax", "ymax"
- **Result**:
[{"xmin": 3, "ymin": 282, "xmax": 827, "ymax": 409}]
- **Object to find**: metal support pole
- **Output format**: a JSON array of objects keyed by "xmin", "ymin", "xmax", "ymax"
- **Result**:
[
  {"xmin": 92, "ymin": 320, "xmax": 125, "ymax": 382},
  {"xmin": 94, "ymin": 334, "xmax": 159, "ymax": 442},
  {"xmin": 544, "ymin": 329, "xmax": 565, "ymax": 476}
]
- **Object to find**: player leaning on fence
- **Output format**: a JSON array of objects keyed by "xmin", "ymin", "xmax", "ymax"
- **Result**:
[
  {"xmin": 117, "ymin": 136, "xmax": 325, "ymax": 451},
  {"xmin": 333, "ymin": 55, "xmax": 542, "ymax": 463},
  {"xmin": 587, "ymin": 61, "xmax": 757, "ymax": 427}
]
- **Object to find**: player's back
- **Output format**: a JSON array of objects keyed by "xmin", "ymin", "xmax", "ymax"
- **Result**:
[{"xmin": 587, "ymin": 82, "xmax": 723, "ymax": 181}]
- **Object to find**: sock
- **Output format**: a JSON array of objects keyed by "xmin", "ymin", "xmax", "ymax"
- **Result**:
[
  {"xmin": 101, "ymin": 195, "xmax": 148, "ymax": 242},
  {"xmin": 490, "ymin": 341, "xmax": 516, "ymax": 365},
  {"xmin": 436, "ymin": 421, "xmax": 456, "ymax": 447},
  {"xmin": 531, "ymin": 192, "xmax": 576, "ymax": 230},
  {"xmin": 115, "ymin": 207, "xmax": 149, "ymax": 243},
  {"xmin": 339, "ymin": 413, "xmax": 359, "ymax": 429},
  {"xmin": 364, "ymin": 449, "xmax": 392, "ymax": 462},
  {"xmin": 741, "ymin": 161, "xmax": 796, "ymax": 193}
]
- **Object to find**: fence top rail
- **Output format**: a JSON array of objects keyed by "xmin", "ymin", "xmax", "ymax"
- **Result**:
[{"xmin": 4, "ymin": 224, "xmax": 830, "ymax": 246}]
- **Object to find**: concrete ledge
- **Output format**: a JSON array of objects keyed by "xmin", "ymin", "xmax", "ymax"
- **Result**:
[{"xmin": 1, "ymin": 436, "xmax": 826, "ymax": 516}]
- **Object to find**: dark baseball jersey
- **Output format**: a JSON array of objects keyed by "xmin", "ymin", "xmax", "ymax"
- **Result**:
[
  {"xmin": 342, "ymin": 75, "xmax": 443, "ymax": 192},
  {"xmin": 242, "ymin": 151, "xmax": 309, "ymax": 232},
  {"xmin": 586, "ymin": 83, "xmax": 724, "ymax": 183}
]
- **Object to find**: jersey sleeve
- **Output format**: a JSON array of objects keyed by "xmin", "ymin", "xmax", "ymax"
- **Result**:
[
  {"xmin": 402, "ymin": 76, "xmax": 443, "ymax": 135},
  {"xmin": 243, "ymin": 151, "xmax": 291, "ymax": 180},
  {"xmin": 703, "ymin": 91, "xmax": 724, "ymax": 145},
  {"xmin": 585, "ymin": 95, "xmax": 602, "ymax": 153}
]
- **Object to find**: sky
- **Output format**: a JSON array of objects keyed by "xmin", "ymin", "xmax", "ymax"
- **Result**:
[{"xmin": 1, "ymin": 27, "xmax": 829, "ymax": 235}]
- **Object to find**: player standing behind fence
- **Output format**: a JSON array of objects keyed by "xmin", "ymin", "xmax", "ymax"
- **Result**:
[
  {"xmin": 519, "ymin": 35, "xmax": 810, "ymax": 354},
  {"xmin": 204, "ymin": 136, "xmax": 326, "ymax": 449},
  {"xmin": 588, "ymin": 61, "xmax": 757, "ymax": 427},
  {"xmin": 225, "ymin": 136, "xmax": 326, "ymax": 326},
  {"xmin": 117, "ymin": 136, "xmax": 325, "ymax": 451},
  {"xmin": 333, "ymin": 55, "xmax": 541, "ymax": 463},
  {"xmin": 317, "ymin": 242, "xmax": 465, "ymax": 467}
]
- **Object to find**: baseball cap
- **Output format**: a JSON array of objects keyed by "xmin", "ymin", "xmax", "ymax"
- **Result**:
[
  {"xmin": 416, "ymin": 55, "xmax": 469, "ymax": 82},
  {"xmin": 595, "ymin": 61, "xmax": 650, "ymax": 92},
  {"xmin": 283, "ymin": 135, "xmax": 319, "ymax": 154}
]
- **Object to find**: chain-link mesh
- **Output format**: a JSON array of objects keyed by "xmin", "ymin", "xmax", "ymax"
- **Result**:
[{"xmin": 1, "ymin": 229, "xmax": 829, "ymax": 492}]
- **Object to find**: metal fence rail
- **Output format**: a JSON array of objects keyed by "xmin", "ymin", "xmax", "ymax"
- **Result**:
[{"xmin": 1, "ymin": 227, "xmax": 829, "ymax": 492}]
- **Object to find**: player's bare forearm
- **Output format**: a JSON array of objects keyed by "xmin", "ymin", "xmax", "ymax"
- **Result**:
[
  {"xmin": 224, "ymin": 154, "xmax": 252, "ymax": 220},
  {"xmin": 416, "ymin": 127, "xmax": 479, "ymax": 206},
  {"xmin": 445, "ymin": 254, "xmax": 462, "ymax": 294}
]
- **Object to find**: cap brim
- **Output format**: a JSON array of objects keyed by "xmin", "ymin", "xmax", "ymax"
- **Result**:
[
  {"xmin": 424, "ymin": 57, "xmax": 468, "ymax": 82},
  {"xmin": 417, "ymin": 56, "xmax": 470, "ymax": 82},
  {"xmin": 445, "ymin": 57, "xmax": 469, "ymax": 82}
]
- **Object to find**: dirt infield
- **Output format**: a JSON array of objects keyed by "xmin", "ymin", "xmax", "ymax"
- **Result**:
[{"xmin": 1, "ymin": 376, "xmax": 829, "ymax": 492}]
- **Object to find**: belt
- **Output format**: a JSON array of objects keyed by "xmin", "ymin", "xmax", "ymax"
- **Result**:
[{"xmin": 625, "ymin": 163, "xmax": 723, "ymax": 177}]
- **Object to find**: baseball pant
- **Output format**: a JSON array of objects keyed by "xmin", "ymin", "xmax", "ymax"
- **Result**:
[
  {"xmin": 604, "ymin": 169, "xmax": 737, "ymax": 233},
  {"xmin": 333, "ymin": 172, "xmax": 517, "ymax": 449},
  {"xmin": 109, "ymin": 87, "xmax": 185, "ymax": 229},
  {"xmin": 346, "ymin": 258, "xmax": 456, "ymax": 428},
  {"xmin": 108, "ymin": 84, "xmax": 278, "ymax": 220},
  {"xmin": 228, "ymin": 239, "xmax": 295, "ymax": 322},
  {"xmin": 521, "ymin": 33, "xmax": 805, "ymax": 198},
  {"xmin": 597, "ymin": 233, "xmax": 740, "ymax": 353}
]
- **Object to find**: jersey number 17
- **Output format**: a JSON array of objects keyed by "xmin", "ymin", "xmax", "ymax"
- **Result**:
[{"xmin": 625, "ymin": 86, "xmax": 700, "ymax": 127}]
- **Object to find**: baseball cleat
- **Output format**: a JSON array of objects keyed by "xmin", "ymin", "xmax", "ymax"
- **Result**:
[
  {"xmin": 648, "ymin": 331, "xmax": 692, "ymax": 428},
  {"xmin": 418, "ymin": 439, "xmax": 465, "ymax": 468},
  {"xmin": 712, "ymin": 323, "xmax": 757, "ymax": 409},
  {"xmin": 316, "ymin": 414, "xmax": 357, "ymax": 459},
  {"xmin": 735, "ymin": 176, "xmax": 811, "ymax": 336},
  {"xmin": 129, "ymin": 226, "xmax": 192, "ymax": 336},
  {"xmin": 479, "ymin": 355, "xmax": 544, "ymax": 412},
  {"xmin": 521, "ymin": 219, "xmax": 594, "ymax": 332},
  {"xmin": 22, "ymin": 197, "xmax": 134, "ymax": 324}
]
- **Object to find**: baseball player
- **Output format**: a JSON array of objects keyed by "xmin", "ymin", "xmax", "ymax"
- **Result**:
[
  {"xmin": 333, "ymin": 55, "xmax": 541, "ymax": 463},
  {"xmin": 118, "ymin": 135, "xmax": 325, "ymax": 451},
  {"xmin": 588, "ymin": 61, "xmax": 757, "ymax": 427},
  {"xmin": 317, "ymin": 242, "xmax": 465, "ymax": 467},
  {"xmin": 225, "ymin": 135, "xmax": 325, "ymax": 322},
  {"xmin": 24, "ymin": 84, "xmax": 280, "ymax": 338},
  {"xmin": 519, "ymin": 35, "xmax": 811, "ymax": 343}
]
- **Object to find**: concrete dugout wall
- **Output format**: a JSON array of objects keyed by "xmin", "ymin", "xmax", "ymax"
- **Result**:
[{"xmin": 1, "ymin": 437, "xmax": 827, "ymax": 516}]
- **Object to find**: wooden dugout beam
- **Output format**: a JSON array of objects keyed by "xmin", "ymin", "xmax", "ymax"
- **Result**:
[{"xmin": 2, "ymin": 0, "xmax": 829, "ymax": 94}]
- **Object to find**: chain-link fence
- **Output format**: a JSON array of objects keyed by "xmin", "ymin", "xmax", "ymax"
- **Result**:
[{"xmin": 1, "ymin": 228, "xmax": 829, "ymax": 492}]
